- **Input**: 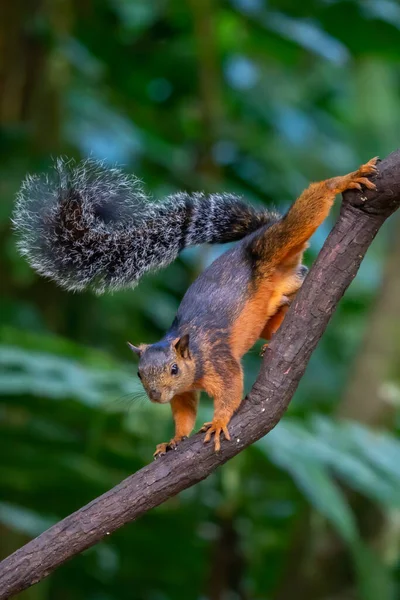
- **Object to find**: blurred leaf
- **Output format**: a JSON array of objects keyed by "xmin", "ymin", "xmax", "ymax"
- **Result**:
[{"xmin": 268, "ymin": 448, "xmax": 358, "ymax": 543}]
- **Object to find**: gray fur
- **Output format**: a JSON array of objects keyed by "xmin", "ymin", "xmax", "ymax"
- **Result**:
[{"xmin": 12, "ymin": 157, "xmax": 279, "ymax": 294}]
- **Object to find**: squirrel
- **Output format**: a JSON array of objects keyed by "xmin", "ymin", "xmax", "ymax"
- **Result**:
[{"xmin": 13, "ymin": 156, "xmax": 378, "ymax": 456}]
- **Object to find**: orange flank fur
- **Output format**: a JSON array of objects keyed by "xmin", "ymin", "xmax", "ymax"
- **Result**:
[
  {"xmin": 230, "ymin": 273, "xmax": 300, "ymax": 359},
  {"xmin": 260, "ymin": 304, "xmax": 290, "ymax": 341}
]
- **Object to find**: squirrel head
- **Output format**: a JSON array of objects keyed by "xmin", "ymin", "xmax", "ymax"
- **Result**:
[{"xmin": 128, "ymin": 335, "xmax": 195, "ymax": 404}]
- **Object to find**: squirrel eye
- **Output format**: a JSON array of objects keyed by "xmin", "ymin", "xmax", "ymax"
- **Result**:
[
  {"xmin": 171, "ymin": 363, "xmax": 179, "ymax": 376},
  {"xmin": 137, "ymin": 371, "xmax": 142, "ymax": 380}
]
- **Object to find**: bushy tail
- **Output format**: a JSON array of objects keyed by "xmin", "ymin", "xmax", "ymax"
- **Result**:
[{"xmin": 13, "ymin": 158, "xmax": 279, "ymax": 293}]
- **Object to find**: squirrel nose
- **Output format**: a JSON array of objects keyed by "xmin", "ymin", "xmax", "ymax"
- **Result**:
[{"xmin": 150, "ymin": 389, "xmax": 161, "ymax": 401}]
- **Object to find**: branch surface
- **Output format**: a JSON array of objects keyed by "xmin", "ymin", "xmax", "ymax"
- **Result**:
[{"xmin": 1, "ymin": 150, "xmax": 400, "ymax": 599}]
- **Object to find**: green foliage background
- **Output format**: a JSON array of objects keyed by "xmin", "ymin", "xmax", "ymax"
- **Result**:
[{"xmin": 1, "ymin": 1, "xmax": 400, "ymax": 599}]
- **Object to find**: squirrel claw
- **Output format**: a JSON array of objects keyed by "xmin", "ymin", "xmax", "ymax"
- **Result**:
[
  {"xmin": 359, "ymin": 156, "xmax": 379, "ymax": 175},
  {"xmin": 350, "ymin": 158, "xmax": 379, "ymax": 191},
  {"xmin": 153, "ymin": 436, "xmax": 187, "ymax": 459},
  {"xmin": 200, "ymin": 422, "xmax": 213, "ymax": 433},
  {"xmin": 153, "ymin": 444, "xmax": 168, "ymax": 459},
  {"xmin": 201, "ymin": 421, "xmax": 231, "ymax": 452},
  {"xmin": 260, "ymin": 343, "xmax": 268, "ymax": 357}
]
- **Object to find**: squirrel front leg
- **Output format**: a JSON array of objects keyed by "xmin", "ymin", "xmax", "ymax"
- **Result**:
[
  {"xmin": 200, "ymin": 362, "xmax": 243, "ymax": 452},
  {"xmin": 154, "ymin": 391, "xmax": 199, "ymax": 458}
]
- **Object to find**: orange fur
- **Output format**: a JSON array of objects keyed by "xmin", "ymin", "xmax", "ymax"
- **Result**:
[
  {"xmin": 260, "ymin": 305, "xmax": 289, "ymax": 340},
  {"xmin": 253, "ymin": 157, "xmax": 378, "ymax": 273},
  {"xmin": 200, "ymin": 364, "xmax": 243, "ymax": 452},
  {"xmin": 153, "ymin": 391, "xmax": 199, "ymax": 457}
]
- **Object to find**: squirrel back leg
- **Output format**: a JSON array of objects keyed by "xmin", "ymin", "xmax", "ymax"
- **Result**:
[
  {"xmin": 260, "ymin": 303, "xmax": 290, "ymax": 341},
  {"xmin": 200, "ymin": 359, "xmax": 243, "ymax": 452},
  {"xmin": 250, "ymin": 158, "xmax": 378, "ymax": 274},
  {"xmin": 154, "ymin": 391, "xmax": 199, "ymax": 458},
  {"xmin": 260, "ymin": 264, "xmax": 308, "ymax": 351}
]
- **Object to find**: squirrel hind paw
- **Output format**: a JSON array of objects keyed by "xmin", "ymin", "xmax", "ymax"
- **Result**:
[{"xmin": 359, "ymin": 157, "xmax": 379, "ymax": 176}]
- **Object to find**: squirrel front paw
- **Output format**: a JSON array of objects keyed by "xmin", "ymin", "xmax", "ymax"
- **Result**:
[
  {"xmin": 153, "ymin": 436, "xmax": 187, "ymax": 459},
  {"xmin": 200, "ymin": 420, "xmax": 231, "ymax": 452}
]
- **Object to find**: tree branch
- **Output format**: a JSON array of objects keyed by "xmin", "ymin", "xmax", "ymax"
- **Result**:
[{"xmin": 1, "ymin": 150, "xmax": 400, "ymax": 599}]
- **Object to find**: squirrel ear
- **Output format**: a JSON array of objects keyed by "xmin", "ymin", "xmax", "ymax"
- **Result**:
[
  {"xmin": 174, "ymin": 334, "xmax": 190, "ymax": 359},
  {"xmin": 127, "ymin": 342, "xmax": 142, "ymax": 357}
]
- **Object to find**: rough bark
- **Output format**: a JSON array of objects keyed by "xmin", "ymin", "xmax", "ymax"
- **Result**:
[
  {"xmin": 1, "ymin": 150, "xmax": 400, "ymax": 599},
  {"xmin": 339, "ymin": 219, "xmax": 400, "ymax": 425}
]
